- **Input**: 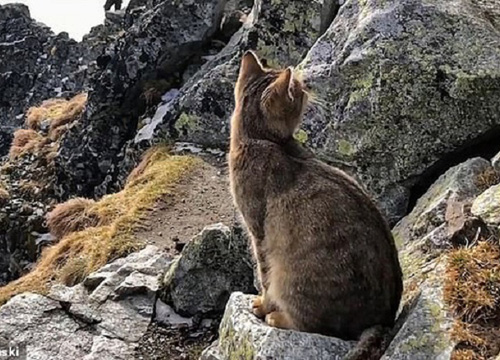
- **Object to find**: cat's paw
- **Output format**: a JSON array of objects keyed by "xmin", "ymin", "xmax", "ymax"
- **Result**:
[
  {"xmin": 252, "ymin": 295, "xmax": 268, "ymax": 318},
  {"xmin": 265, "ymin": 311, "xmax": 294, "ymax": 330}
]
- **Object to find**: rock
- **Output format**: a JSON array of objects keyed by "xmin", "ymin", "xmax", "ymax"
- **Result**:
[
  {"xmin": 0, "ymin": 4, "xmax": 114, "ymax": 156},
  {"xmin": 492, "ymin": 151, "xmax": 500, "ymax": 171},
  {"xmin": 299, "ymin": 0, "xmax": 500, "ymax": 222},
  {"xmin": 55, "ymin": 0, "xmax": 227, "ymax": 198},
  {"xmin": 154, "ymin": 299, "xmax": 193, "ymax": 328},
  {"xmin": 382, "ymin": 279, "xmax": 456, "ymax": 360},
  {"xmin": 394, "ymin": 158, "xmax": 493, "ymax": 308},
  {"xmin": 471, "ymin": 184, "xmax": 500, "ymax": 227},
  {"xmin": 200, "ymin": 292, "xmax": 355, "ymax": 360},
  {"xmin": 160, "ymin": 223, "xmax": 255, "ymax": 317},
  {"xmin": 117, "ymin": 0, "xmax": 335, "ymax": 182},
  {"xmin": 0, "ymin": 293, "xmax": 94, "ymax": 359},
  {"xmin": 394, "ymin": 158, "xmax": 493, "ymax": 249},
  {"xmin": 0, "ymin": 245, "xmax": 171, "ymax": 360}
]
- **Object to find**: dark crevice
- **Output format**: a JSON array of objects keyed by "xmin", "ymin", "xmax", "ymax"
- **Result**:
[
  {"xmin": 320, "ymin": 0, "xmax": 342, "ymax": 35},
  {"xmin": 405, "ymin": 126, "xmax": 500, "ymax": 214}
]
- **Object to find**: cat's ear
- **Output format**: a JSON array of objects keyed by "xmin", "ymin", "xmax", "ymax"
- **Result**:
[
  {"xmin": 235, "ymin": 51, "xmax": 266, "ymax": 101},
  {"xmin": 239, "ymin": 51, "xmax": 265, "ymax": 81},
  {"xmin": 272, "ymin": 67, "xmax": 295, "ymax": 101}
]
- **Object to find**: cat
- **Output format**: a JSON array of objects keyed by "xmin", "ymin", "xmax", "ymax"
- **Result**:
[{"xmin": 228, "ymin": 50, "xmax": 402, "ymax": 356}]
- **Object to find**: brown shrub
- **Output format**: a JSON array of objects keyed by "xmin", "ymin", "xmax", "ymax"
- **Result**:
[
  {"xmin": 46, "ymin": 198, "xmax": 100, "ymax": 239},
  {"xmin": 9, "ymin": 129, "xmax": 44, "ymax": 159},
  {"xmin": 58, "ymin": 256, "xmax": 89, "ymax": 286},
  {"xmin": 126, "ymin": 146, "xmax": 170, "ymax": 185},
  {"xmin": 48, "ymin": 124, "xmax": 69, "ymax": 141}
]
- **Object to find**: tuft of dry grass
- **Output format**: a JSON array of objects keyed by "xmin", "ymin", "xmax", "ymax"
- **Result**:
[
  {"xmin": 451, "ymin": 348, "xmax": 483, "ymax": 360},
  {"xmin": 25, "ymin": 93, "xmax": 87, "ymax": 139},
  {"xmin": 9, "ymin": 129, "xmax": 45, "ymax": 159},
  {"xmin": 46, "ymin": 198, "xmax": 99, "ymax": 239},
  {"xmin": 0, "ymin": 147, "xmax": 200, "ymax": 304},
  {"xmin": 445, "ymin": 240, "xmax": 500, "ymax": 359},
  {"xmin": 474, "ymin": 168, "xmax": 500, "ymax": 193}
]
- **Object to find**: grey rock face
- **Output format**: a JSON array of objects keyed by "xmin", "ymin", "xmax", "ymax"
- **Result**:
[
  {"xmin": 0, "ymin": 245, "xmax": 170, "ymax": 360},
  {"xmin": 386, "ymin": 158, "xmax": 498, "ymax": 360},
  {"xmin": 116, "ymin": 0, "xmax": 335, "ymax": 184},
  {"xmin": 299, "ymin": 0, "xmax": 500, "ymax": 222},
  {"xmin": 200, "ymin": 292, "xmax": 355, "ymax": 360},
  {"xmin": 55, "ymin": 0, "xmax": 227, "ymax": 198},
  {"xmin": 135, "ymin": 0, "xmax": 327, "ymax": 149},
  {"xmin": 160, "ymin": 223, "xmax": 255, "ymax": 317}
]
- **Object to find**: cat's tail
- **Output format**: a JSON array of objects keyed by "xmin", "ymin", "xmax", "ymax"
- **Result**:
[{"xmin": 343, "ymin": 326, "xmax": 391, "ymax": 360}]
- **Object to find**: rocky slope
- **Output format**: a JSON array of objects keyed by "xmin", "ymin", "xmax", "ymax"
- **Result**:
[
  {"xmin": 0, "ymin": 0, "xmax": 500, "ymax": 359},
  {"xmin": 0, "ymin": 4, "xmax": 126, "ymax": 156}
]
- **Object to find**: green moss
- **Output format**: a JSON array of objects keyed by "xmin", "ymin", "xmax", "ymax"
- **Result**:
[
  {"xmin": 219, "ymin": 324, "xmax": 255, "ymax": 360},
  {"xmin": 294, "ymin": 129, "xmax": 308, "ymax": 144},
  {"xmin": 399, "ymin": 296, "xmax": 449, "ymax": 353},
  {"xmin": 175, "ymin": 113, "xmax": 198, "ymax": 132},
  {"xmin": 338, "ymin": 139, "xmax": 354, "ymax": 156},
  {"xmin": 346, "ymin": 72, "xmax": 375, "ymax": 108}
]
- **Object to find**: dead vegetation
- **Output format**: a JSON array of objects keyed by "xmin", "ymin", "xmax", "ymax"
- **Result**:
[
  {"xmin": 0, "ymin": 147, "xmax": 200, "ymax": 304},
  {"xmin": 474, "ymin": 168, "xmax": 500, "ymax": 193},
  {"xmin": 9, "ymin": 129, "xmax": 45, "ymax": 159},
  {"xmin": 445, "ymin": 239, "xmax": 500, "ymax": 359},
  {"xmin": 26, "ymin": 93, "xmax": 87, "ymax": 138},
  {"xmin": 46, "ymin": 198, "xmax": 99, "ymax": 239},
  {"xmin": 9, "ymin": 93, "xmax": 87, "ymax": 162}
]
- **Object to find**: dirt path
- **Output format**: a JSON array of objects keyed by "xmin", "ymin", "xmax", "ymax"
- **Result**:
[{"xmin": 134, "ymin": 156, "xmax": 236, "ymax": 255}]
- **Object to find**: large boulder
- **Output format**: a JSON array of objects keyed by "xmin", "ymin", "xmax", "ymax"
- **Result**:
[
  {"xmin": 201, "ymin": 292, "xmax": 354, "ymax": 360},
  {"xmin": 55, "ymin": 0, "xmax": 227, "ymax": 198},
  {"xmin": 160, "ymin": 223, "xmax": 255, "ymax": 317},
  {"xmin": 299, "ymin": 0, "xmax": 500, "ymax": 222}
]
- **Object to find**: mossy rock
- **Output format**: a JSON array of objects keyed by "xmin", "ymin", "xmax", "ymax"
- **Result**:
[{"xmin": 301, "ymin": 0, "xmax": 500, "ymax": 222}]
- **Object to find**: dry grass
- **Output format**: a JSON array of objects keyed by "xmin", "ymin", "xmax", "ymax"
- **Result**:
[
  {"xmin": 474, "ymin": 168, "xmax": 500, "ymax": 193},
  {"xmin": 9, "ymin": 129, "xmax": 45, "ymax": 159},
  {"xmin": 0, "ymin": 147, "xmax": 200, "ymax": 305},
  {"xmin": 46, "ymin": 198, "xmax": 99, "ymax": 239},
  {"xmin": 26, "ymin": 93, "xmax": 87, "ymax": 140},
  {"xmin": 445, "ymin": 240, "xmax": 500, "ymax": 359}
]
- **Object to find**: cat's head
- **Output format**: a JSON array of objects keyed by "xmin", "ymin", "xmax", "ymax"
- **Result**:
[{"xmin": 233, "ymin": 51, "xmax": 309, "ymax": 142}]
